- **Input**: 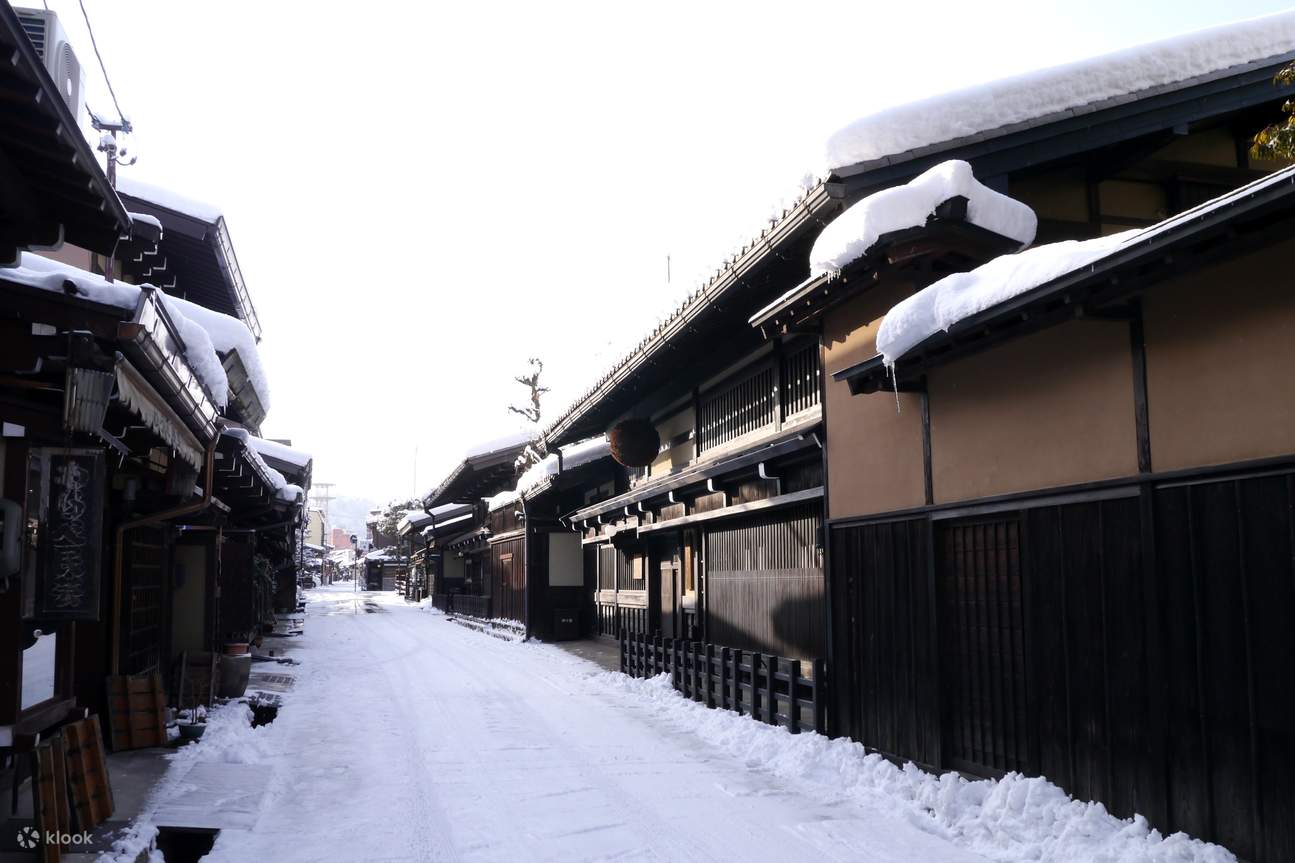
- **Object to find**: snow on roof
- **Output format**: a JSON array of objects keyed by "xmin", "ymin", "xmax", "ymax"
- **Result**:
[
  {"xmin": 876, "ymin": 164, "xmax": 1295, "ymax": 365},
  {"xmin": 3, "ymin": 253, "xmax": 231, "ymax": 406},
  {"xmin": 488, "ymin": 436, "xmax": 612, "ymax": 511},
  {"xmin": 877, "ymin": 231, "xmax": 1136, "ymax": 365},
  {"xmin": 465, "ymin": 430, "xmax": 535, "ymax": 459},
  {"xmin": 543, "ymin": 177, "xmax": 826, "ymax": 443},
  {"xmin": 116, "ymin": 176, "xmax": 224, "ymax": 223},
  {"xmin": 809, "ymin": 160, "xmax": 1036, "ymax": 278},
  {"xmin": 164, "ymin": 293, "xmax": 270, "ymax": 413},
  {"xmin": 824, "ymin": 10, "xmax": 1295, "ymax": 172},
  {"xmin": 128, "ymin": 212, "xmax": 163, "ymax": 232},
  {"xmin": 244, "ymin": 435, "xmax": 309, "ymax": 469},
  {"xmin": 223, "ymin": 428, "xmax": 306, "ymax": 502}
]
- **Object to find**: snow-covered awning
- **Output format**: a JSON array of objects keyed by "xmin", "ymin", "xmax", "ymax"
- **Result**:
[
  {"xmin": 823, "ymin": 10, "xmax": 1295, "ymax": 174},
  {"xmin": 836, "ymin": 164, "xmax": 1295, "ymax": 393}
]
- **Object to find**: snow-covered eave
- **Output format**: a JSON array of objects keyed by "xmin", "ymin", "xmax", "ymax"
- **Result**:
[
  {"xmin": 750, "ymin": 198, "xmax": 1030, "ymax": 332},
  {"xmin": 543, "ymin": 180, "xmax": 838, "ymax": 447},
  {"xmin": 825, "ymin": 12, "xmax": 1295, "ymax": 178},
  {"xmin": 836, "ymin": 165, "xmax": 1295, "ymax": 393}
]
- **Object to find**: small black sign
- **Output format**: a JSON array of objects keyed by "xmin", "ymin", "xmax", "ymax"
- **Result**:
[{"xmin": 35, "ymin": 449, "xmax": 104, "ymax": 620}]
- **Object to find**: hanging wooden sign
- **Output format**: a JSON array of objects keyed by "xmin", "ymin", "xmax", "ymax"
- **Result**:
[{"xmin": 32, "ymin": 448, "xmax": 105, "ymax": 621}]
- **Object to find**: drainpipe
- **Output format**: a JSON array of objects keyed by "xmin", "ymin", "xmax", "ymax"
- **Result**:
[
  {"xmin": 111, "ymin": 439, "xmax": 217, "ymax": 675},
  {"xmin": 520, "ymin": 491, "xmax": 531, "ymax": 641}
]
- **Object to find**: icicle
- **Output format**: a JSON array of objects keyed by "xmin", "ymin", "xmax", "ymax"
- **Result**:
[{"xmin": 889, "ymin": 362, "xmax": 902, "ymax": 414}]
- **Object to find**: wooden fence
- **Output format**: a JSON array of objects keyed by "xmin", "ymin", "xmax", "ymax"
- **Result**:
[
  {"xmin": 431, "ymin": 593, "xmax": 492, "ymax": 619},
  {"xmin": 620, "ymin": 630, "xmax": 825, "ymax": 734}
]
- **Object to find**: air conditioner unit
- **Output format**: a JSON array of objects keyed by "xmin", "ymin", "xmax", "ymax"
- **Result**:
[{"xmin": 12, "ymin": 7, "xmax": 85, "ymax": 121}]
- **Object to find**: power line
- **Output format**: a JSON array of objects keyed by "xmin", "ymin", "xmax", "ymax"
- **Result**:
[{"xmin": 76, "ymin": 0, "xmax": 127, "ymax": 123}]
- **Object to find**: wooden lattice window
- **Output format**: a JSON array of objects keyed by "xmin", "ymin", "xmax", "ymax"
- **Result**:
[{"xmin": 698, "ymin": 365, "xmax": 776, "ymax": 453}]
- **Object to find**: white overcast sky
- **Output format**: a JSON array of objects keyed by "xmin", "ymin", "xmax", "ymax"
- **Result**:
[{"xmin": 44, "ymin": 0, "xmax": 1294, "ymax": 509}]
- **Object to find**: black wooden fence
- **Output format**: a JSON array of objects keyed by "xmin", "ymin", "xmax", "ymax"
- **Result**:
[
  {"xmin": 620, "ymin": 630, "xmax": 825, "ymax": 734},
  {"xmin": 431, "ymin": 593, "xmax": 492, "ymax": 619}
]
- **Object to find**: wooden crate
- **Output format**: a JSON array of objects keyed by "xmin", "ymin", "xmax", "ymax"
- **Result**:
[
  {"xmin": 106, "ymin": 672, "xmax": 167, "ymax": 750},
  {"xmin": 62, "ymin": 715, "xmax": 115, "ymax": 829},
  {"xmin": 32, "ymin": 736, "xmax": 71, "ymax": 862}
]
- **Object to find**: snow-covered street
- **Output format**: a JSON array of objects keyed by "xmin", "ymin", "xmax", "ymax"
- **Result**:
[
  {"xmin": 97, "ymin": 582, "xmax": 1231, "ymax": 863},
  {"xmin": 172, "ymin": 584, "xmax": 978, "ymax": 863}
]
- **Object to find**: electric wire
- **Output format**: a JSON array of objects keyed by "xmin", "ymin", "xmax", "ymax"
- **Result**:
[{"xmin": 75, "ymin": 0, "xmax": 127, "ymax": 125}]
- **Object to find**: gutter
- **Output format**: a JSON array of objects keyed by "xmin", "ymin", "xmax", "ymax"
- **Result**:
[{"xmin": 111, "ymin": 438, "xmax": 216, "ymax": 675}]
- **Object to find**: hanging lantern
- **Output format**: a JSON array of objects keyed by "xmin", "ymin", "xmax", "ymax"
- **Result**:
[{"xmin": 608, "ymin": 419, "xmax": 660, "ymax": 468}]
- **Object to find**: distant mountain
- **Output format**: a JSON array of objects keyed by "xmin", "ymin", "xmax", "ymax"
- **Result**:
[{"xmin": 328, "ymin": 495, "xmax": 379, "ymax": 535}]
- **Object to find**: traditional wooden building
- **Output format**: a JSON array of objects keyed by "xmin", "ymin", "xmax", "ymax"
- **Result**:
[
  {"xmin": 744, "ymin": 22, "xmax": 1295, "ymax": 862},
  {"xmin": 0, "ymin": 0, "xmax": 309, "ymax": 760},
  {"xmin": 546, "ymin": 298, "xmax": 829, "ymax": 659}
]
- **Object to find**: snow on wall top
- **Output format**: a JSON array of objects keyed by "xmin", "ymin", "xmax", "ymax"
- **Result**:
[
  {"xmin": 809, "ymin": 160, "xmax": 1036, "ymax": 278},
  {"xmin": 116, "ymin": 176, "xmax": 223, "ymax": 224},
  {"xmin": 824, "ymin": 9, "xmax": 1295, "ymax": 172},
  {"xmin": 876, "ymin": 163, "xmax": 1295, "ymax": 365}
]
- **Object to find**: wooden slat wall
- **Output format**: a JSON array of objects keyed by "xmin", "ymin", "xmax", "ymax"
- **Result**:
[
  {"xmin": 487, "ymin": 538, "xmax": 526, "ymax": 624},
  {"xmin": 124, "ymin": 528, "xmax": 166, "ymax": 675},
  {"xmin": 828, "ymin": 467, "xmax": 1295, "ymax": 863},
  {"xmin": 704, "ymin": 503, "xmax": 824, "ymax": 660},
  {"xmin": 828, "ymin": 517, "xmax": 940, "ymax": 767}
]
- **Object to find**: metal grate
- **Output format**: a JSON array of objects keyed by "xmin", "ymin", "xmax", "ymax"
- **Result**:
[
  {"xmin": 938, "ymin": 517, "xmax": 1030, "ymax": 776},
  {"xmin": 698, "ymin": 365, "xmax": 776, "ymax": 453},
  {"xmin": 16, "ymin": 12, "xmax": 46, "ymax": 59}
]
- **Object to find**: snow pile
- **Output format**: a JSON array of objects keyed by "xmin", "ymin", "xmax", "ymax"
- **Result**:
[
  {"xmin": 103, "ymin": 820, "xmax": 163, "ymax": 863},
  {"xmin": 809, "ymin": 160, "xmax": 1036, "ymax": 278},
  {"xmin": 243, "ymin": 434, "xmax": 309, "ymax": 469},
  {"xmin": 1, "ymin": 253, "xmax": 272, "ymax": 411},
  {"xmin": 166, "ymin": 295, "xmax": 270, "ymax": 413},
  {"xmin": 595, "ymin": 673, "xmax": 1235, "ymax": 863},
  {"xmin": 875, "ymin": 230, "xmax": 1137, "ymax": 364},
  {"xmin": 127, "ymin": 211, "xmax": 163, "ymax": 234},
  {"xmin": 223, "ymin": 429, "xmax": 303, "ymax": 502},
  {"xmin": 824, "ymin": 9, "xmax": 1295, "ymax": 171},
  {"xmin": 117, "ymin": 175, "xmax": 224, "ymax": 223},
  {"xmin": 487, "ymin": 436, "xmax": 611, "ymax": 512}
]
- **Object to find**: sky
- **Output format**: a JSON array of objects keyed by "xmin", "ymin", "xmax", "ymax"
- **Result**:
[{"xmin": 40, "ymin": 0, "xmax": 1295, "ymax": 512}]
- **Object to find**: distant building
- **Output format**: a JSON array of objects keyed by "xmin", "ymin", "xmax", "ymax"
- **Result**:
[
  {"xmin": 305, "ymin": 508, "xmax": 327, "ymax": 547},
  {"xmin": 330, "ymin": 528, "xmax": 352, "ymax": 549}
]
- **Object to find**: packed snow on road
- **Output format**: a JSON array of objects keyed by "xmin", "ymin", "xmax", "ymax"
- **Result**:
[{"xmin": 104, "ymin": 584, "xmax": 1236, "ymax": 863}]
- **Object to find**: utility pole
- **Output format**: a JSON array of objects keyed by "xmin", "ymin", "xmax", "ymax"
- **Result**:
[
  {"xmin": 310, "ymin": 482, "xmax": 336, "ymax": 526},
  {"xmin": 91, "ymin": 113, "xmax": 133, "ymax": 283}
]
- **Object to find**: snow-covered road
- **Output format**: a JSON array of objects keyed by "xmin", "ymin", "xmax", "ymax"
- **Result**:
[
  {"xmin": 192, "ymin": 584, "xmax": 983, "ymax": 863},
  {"xmin": 130, "ymin": 584, "xmax": 1232, "ymax": 863}
]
